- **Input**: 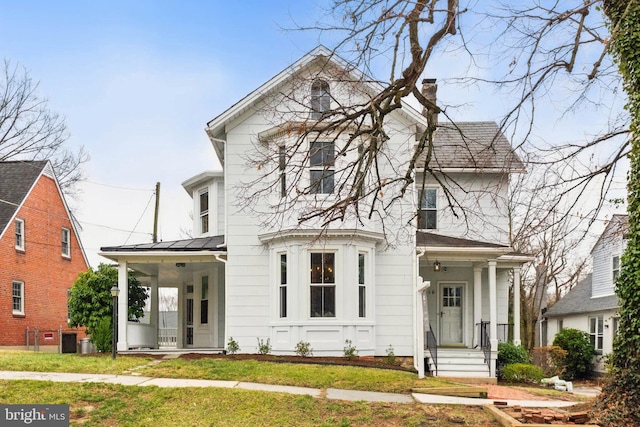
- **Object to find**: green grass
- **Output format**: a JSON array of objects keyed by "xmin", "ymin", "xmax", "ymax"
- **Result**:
[
  {"xmin": 0, "ymin": 351, "xmax": 452, "ymax": 393},
  {"xmin": 0, "ymin": 380, "xmax": 498, "ymax": 427},
  {"xmin": 0, "ymin": 351, "xmax": 153, "ymax": 375}
]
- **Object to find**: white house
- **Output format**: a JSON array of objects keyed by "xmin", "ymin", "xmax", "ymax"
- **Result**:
[
  {"xmin": 100, "ymin": 46, "xmax": 530, "ymax": 380},
  {"xmin": 545, "ymin": 214, "xmax": 626, "ymax": 374}
]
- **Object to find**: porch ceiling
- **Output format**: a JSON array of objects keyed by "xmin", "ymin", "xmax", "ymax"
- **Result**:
[{"xmin": 131, "ymin": 261, "xmax": 219, "ymax": 288}]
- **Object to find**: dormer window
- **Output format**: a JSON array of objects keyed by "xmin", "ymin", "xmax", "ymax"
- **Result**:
[
  {"xmin": 311, "ymin": 79, "xmax": 330, "ymax": 120},
  {"xmin": 199, "ymin": 189, "xmax": 209, "ymax": 234}
]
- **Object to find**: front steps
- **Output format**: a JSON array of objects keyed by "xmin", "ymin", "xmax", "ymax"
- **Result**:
[{"xmin": 426, "ymin": 347, "xmax": 491, "ymax": 379}]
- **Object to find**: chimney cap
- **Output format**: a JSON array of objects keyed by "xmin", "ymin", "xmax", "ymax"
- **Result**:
[{"xmin": 422, "ymin": 78, "xmax": 437, "ymax": 84}]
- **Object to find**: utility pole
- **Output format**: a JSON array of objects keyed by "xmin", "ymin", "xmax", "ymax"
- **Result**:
[{"xmin": 153, "ymin": 182, "xmax": 160, "ymax": 243}]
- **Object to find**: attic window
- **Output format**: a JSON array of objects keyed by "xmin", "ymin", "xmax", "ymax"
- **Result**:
[{"xmin": 310, "ymin": 79, "xmax": 330, "ymax": 120}]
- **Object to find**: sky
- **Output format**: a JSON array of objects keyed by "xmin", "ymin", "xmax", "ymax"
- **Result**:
[{"xmin": 0, "ymin": 1, "xmax": 628, "ymax": 267}]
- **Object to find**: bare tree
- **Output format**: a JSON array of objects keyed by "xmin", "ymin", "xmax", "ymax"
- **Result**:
[{"xmin": 0, "ymin": 59, "xmax": 88, "ymax": 192}]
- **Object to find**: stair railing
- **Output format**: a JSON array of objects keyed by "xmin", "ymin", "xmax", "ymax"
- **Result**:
[
  {"xmin": 477, "ymin": 320, "xmax": 491, "ymax": 371},
  {"xmin": 425, "ymin": 324, "xmax": 438, "ymax": 376}
]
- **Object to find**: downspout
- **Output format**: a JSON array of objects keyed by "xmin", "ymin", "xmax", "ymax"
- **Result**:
[{"xmin": 415, "ymin": 250, "xmax": 427, "ymax": 377}]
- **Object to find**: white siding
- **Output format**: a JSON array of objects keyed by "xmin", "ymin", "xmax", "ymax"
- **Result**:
[{"xmin": 591, "ymin": 224, "xmax": 626, "ymax": 298}]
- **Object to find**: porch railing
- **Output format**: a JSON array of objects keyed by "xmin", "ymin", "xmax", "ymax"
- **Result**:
[
  {"xmin": 477, "ymin": 321, "xmax": 491, "ymax": 371},
  {"xmin": 425, "ymin": 324, "xmax": 438, "ymax": 376},
  {"xmin": 158, "ymin": 328, "xmax": 177, "ymax": 348}
]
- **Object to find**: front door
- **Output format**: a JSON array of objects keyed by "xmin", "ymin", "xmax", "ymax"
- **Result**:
[{"xmin": 440, "ymin": 284, "xmax": 464, "ymax": 345}]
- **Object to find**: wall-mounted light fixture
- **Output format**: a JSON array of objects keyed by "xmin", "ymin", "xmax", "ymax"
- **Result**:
[{"xmin": 433, "ymin": 261, "xmax": 441, "ymax": 272}]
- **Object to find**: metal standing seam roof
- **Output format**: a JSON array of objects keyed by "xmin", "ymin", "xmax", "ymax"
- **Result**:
[
  {"xmin": 416, "ymin": 231, "xmax": 510, "ymax": 249},
  {"xmin": 417, "ymin": 121, "xmax": 525, "ymax": 171},
  {"xmin": 0, "ymin": 161, "xmax": 48, "ymax": 236},
  {"xmin": 100, "ymin": 235, "xmax": 226, "ymax": 253},
  {"xmin": 545, "ymin": 274, "xmax": 620, "ymax": 317}
]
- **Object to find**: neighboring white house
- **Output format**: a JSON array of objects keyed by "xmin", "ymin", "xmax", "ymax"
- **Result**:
[
  {"xmin": 100, "ymin": 46, "xmax": 530, "ymax": 380},
  {"xmin": 545, "ymin": 214, "xmax": 626, "ymax": 374}
]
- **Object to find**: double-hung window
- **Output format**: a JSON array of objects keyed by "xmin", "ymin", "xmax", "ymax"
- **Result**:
[
  {"xmin": 62, "ymin": 227, "xmax": 71, "ymax": 257},
  {"xmin": 12, "ymin": 281, "xmax": 24, "ymax": 315},
  {"xmin": 279, "ymin": 146, "xmax": 287, "ymax": 198},
  {"xmin": 418, "ymin": 189, "xmax": 437, "ymax": 229},
  {"xmin": 199, "ymin": 190, "xmax": 209, "ymax": 234},
  {"xmin": 358, "ymin": 253, "xmax": 366, "ymax": 318},
  {"xmin": 589, "ymin": 316, "xmax": 604, "ymax": 354},
  {"xmin": 279, "ymin": 254, "xmax": 287, "ymax": 318},
  {"xmin": 15, "ymin": 218, "xmax": 25, "ymax": 251},
  {"xmin": 612, "ymin": 255, "xmax": 620, "ymax": 283},
  {"xmin": 310, "ymin": 141, "xmax": 334, "ymax": 194},
  {"xmin": 310, "ymin": 252, "xmax": 335, "ymax": 317},
  {"xmin": 310, "ymin": 79, "xmax": 330, "ymax": 120}
]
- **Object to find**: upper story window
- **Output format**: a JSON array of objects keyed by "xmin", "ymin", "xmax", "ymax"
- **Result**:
[
  {"xmin": 62, "ymin": 227, "xmax": 71, "ymax": 258},
  {"xmin": 418, "ymin": 189, "xmax": 437, "ymax": 229},
  {"xmin": 12, "ymin": 281, "xmax": 24, "ymax": 315},
  {"xmin": 199, "ymin": 189, "xmax": 209, "ymax": 234},
  {"xmin": 310, "ymin": 252, "xmax": 335, "ymax": 318},
  {"xmin": 279, "ymin": 145, "xmax": 287, "ymax": 198},
  {"xmin": 612, "ymin": 255, "xmax": 620, "ymax": 283},
  {"xmin": 15, "ymin": 218, "xmax": 25, "ymax": 251},
  {"xmin": 310, "ymin": 141, "xmax": 334, "ymax": 194},
  {"xmin": 310, "ymin": 79, "xmax": 330, "ymax": 120}
]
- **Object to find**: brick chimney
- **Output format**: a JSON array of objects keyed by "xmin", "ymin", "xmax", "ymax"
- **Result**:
[{"xmin": 421, "ymin": 78, "xmax": 438, "ymax": 125}]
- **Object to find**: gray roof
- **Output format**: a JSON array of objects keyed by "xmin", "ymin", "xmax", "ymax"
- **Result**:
[
  {"xmin": 100, "ymin": 235, "xmax": 226, "ymax": 252},
  {"xmin": 0, "ymin": 161, "xmax": 48, "ymax": 236},
  {"xmin": 416, "ymin": 231, "xmax": 510, "ymax": 248},
  {"xmin": 417, "ymin": 121, "xmax": 525, "ymax": 171},
  {"xmin": 545, "ymin": 274, "xmax": 620, "ymax": 317}
]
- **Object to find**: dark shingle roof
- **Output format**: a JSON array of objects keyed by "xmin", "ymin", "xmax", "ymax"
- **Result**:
[
  {"xmin": 416, "ymin": 231, "xmax": 509, "ymax": 248},
  {"xmin": 100, "ymin": 235, "xmax": 226, "ymax": 252},
  {"xmin": 417, "ymin": 122, "xmax": 525, "ymax": 171},
  {"xmin": 0, "ymin": 161, "xmax": 48, "ymax": 235},
  {"xmin": 545, "ymin": 274, "xmax": 619, "ymax": 317}
]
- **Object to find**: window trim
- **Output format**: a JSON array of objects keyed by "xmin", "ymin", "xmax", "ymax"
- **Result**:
[
  {"xmin": 589, "ymin": 316, "xmax": 604, "ymax": 354},
  {"xmin": 61, "ymin": 227, "xmax": 71, "ymax": 258},
  {"xmin": 358, "ymin": 252, "xmax": 367, "ymax": 318},
  {"xmin": 199, "ymin": 188, "xmax": 209, "ymax": 235},
  {"xmin": 310, "ymin": 251, "xmax": 336, "ymax": 318},
  {"xmin": 612, "ymin": 255, "xmax": 620, "ymax": 283},
  {"xmin": 15, "ymin": 218, "xmax": 25, "ymax": 251},
  {"xmin": 12, "ymin": 280, "xmax": 24, "ymax": 315},
  {"xmin": 279, "ymin": 253, "xmax": 287, "ymax": 318},
  {"xmin": 418, "ymin": 188, "xmax": 437, "ymax": 230},
  {"xmin": 309, "ymin": 141, "xmax": 335, "ymax": 194},
  {"xmin": 310, "ymin": 79, "xmax": 330, "ymax": 120}
]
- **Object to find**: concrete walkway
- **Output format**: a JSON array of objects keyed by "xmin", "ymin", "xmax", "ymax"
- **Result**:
[{"xmin": 0, "ymin": 370, "xmax": 591, "ymax": 407}]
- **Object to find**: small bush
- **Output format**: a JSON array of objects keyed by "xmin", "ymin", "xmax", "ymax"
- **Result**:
[
  {"xmin": 226, "ymin": 337, "xmax": 240, "ymax": 355},
  {"xmin": 532, "ymin": 346, "xmax": 567, "ymax": 377},
  {"xmin": 553, "ymin": 328, "xmax": 594, "ymax": 380},
  {"xmin": 257, "ymin": 338, "xmax": 271, "ymax": 355},
  {"xmin": 497, "ymin": 342, "xmax": 531, "ymax": 376},
  {"xmin": 343, "ymin": 339, "xmax": 358, "ymax": 359},
  {"xmin": 295, "ymin": 341, "xmax": 313, "ymax": 357},
  {"xmin": 385, "ymin": 344, "xmax": 397, "ymax": 365},
  {"xmin": 500, "ymin": 363, "xmax": 544, "ymax": 383},
  {"xmin": 90, "ymin": 316, "xmax": 112, "ymax": 353}
]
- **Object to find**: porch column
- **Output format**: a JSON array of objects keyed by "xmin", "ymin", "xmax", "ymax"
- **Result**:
[
  {"xmin": 150, "ymin": 276, "xmax": 159, "ymax": 349},
  {"xmin": 513, "ymin": 268, "xmax": 521, "ymax": 346},
  {"xmin": 117, "ymin": 261, "xmax": 129, "ymax": 351},
  {"xmin": 473, "ymin": 266, "xmax": 482, "ymax": 347},
  {"xmin": 488, "ymin": 260, "xmax": 498, "ymax": 377}
]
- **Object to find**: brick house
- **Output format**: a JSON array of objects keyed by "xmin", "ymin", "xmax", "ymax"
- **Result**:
[{"xmin": 0, "ymin": 160, "xmax": 89, "ymax": 350}]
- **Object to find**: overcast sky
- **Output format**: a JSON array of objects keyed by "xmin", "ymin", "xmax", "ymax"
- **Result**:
[{"xmin": 1, "ymin": 1, "xmax": 628, "ymax": 267}]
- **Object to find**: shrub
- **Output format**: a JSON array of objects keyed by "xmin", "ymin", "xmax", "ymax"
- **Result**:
[
  {"xmin": 497, "ymin": 342, "xmax": 531, "ymax": 376},
  {"xmin": 226, "ymin": 337, "xmax": 240, "ymax": 355},
  {"xmin": 500, "ymin": 363, "xmax": 544, "ymax": 384},
  {"xmin": 385, "ymin": 344, "xmax": 397, "ymax": 365},
  {"xmin": 295, "ymin": 341, "xmax": 313, "ymax": 357},
  {"xmin": 343, "ymin": 339, "xmax": 358, "ymax": 359},
  {"xmin": 552, "ymin": 328, "xmax": 595, "ymax": 380},
  {"xmin": 90, "ymin": 316, "xmax": 112, "ymax": 353},
  {"xmin": 257, "ymin": 338, "xmax": 271, "ymax": 355},
  {"xmin": 532, "ymin": 346, "xmax": 567, "ymax": 378}
]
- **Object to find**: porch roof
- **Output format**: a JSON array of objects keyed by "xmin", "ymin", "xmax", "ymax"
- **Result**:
[
  {"xmin": 416, "ymin": 231, "xmax": 509, "ymax": 249},
  {"xmin": 545, "ymin": 274, "xmax": 619, "ymax": 317},
  {"xmin": 100, "ymin": 235, "xmax": 226, "ymax": 252}
]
